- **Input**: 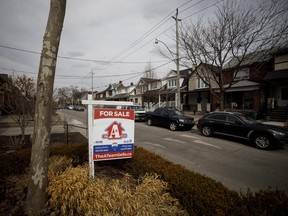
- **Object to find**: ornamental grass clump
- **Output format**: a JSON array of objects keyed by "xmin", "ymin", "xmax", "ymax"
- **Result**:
[{"xmin": 46, "ymin": 156, "xmax": 188, "ymax": 216}]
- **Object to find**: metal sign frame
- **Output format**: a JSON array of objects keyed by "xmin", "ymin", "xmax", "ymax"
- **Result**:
[{"xmin": 82, "ymin": 94, "xmax": 134, "ymax": 178}]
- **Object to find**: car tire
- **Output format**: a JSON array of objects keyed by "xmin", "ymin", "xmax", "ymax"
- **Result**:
[
  {"xmin": 147, "ymin": 118, "xmax": 153, "ymax": 126},
  {"xmin": 201, "ymin": 126, "xmax": 213, "ymax": 137},
  {"xmin": 169, "ymin": 122, "xmax": 178, "ymax": 131},
  {"xmin": 253, "ymin": 134, "xmax": 273, "ymax": 150}
]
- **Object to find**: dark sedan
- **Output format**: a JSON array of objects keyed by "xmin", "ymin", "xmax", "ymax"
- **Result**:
[
  {"xmin": 197, "ymin": 111, "xmax": 288, "ymax": 150},
  {"xmin": 145, "ymin": 107, "xmax": 195, "ymax": 131}
]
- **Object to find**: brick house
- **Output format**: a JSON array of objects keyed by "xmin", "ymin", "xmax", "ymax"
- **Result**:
[{"xmin": 210, "ymin": 46, "xmax": 288, "ymax": 121}]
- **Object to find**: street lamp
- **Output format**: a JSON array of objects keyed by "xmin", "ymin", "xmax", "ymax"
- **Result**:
[{"xmin": 155, "ymin": 38, "xmax": 181, "ymax": 110}]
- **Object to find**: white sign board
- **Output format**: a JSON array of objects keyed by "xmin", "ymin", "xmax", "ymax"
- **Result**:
[
  {"xmin": 82, "ymin": 96, "xmax": 134, "ymax": 178},
  {"xmin": 93, "ymin": 108, "xmax": 135, "ymax": 161}
]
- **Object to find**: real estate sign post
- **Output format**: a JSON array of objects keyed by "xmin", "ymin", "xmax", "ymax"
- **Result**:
[{"xmin": 82, "ymin": 95, "xmax": 134, "ymax": 178}]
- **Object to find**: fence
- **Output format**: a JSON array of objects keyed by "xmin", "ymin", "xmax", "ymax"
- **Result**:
[{"xmin": 64, "ymin": 123, "xmax": 88, "ymax": 145}]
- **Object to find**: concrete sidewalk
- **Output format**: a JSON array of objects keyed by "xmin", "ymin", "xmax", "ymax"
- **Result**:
[{"xmin": 0, "ymin": 115, "xmax": 88, "ymax": 138}]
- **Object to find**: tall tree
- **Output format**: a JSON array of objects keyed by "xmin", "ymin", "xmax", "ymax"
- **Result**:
[
  {"xmin": 25, "ymin": 0, "xmax": 66, "ymax": 215},
  {"xmin": 179, "ymin": 0, "xmax": 288, "ymax": 110},
  {"xmin": 56, "ymin": 85, "xmax": 87, "ymax": 106},
  {"xmin": 144, "ymin": 61, "xmax": 156, "ymax": 78},
  {"xmin": 1, "ymin": 75, "xmax": 35, "ymax": 145}
]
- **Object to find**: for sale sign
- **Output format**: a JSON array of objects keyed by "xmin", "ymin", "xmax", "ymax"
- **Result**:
[{"xmin": 92, "ymin": 108, "xmax": 135, "ymax": 161}]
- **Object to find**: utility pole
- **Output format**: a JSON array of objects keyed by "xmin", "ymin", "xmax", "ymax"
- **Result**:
[
  {"xmin": 173, "ymin": 9, "xmax": 181, "ymax": 110},
  {"xmin": 91, "ymin": 69, "xmax": 94, "ymax": 99}
]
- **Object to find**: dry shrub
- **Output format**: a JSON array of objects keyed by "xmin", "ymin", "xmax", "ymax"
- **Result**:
[
  {"xmin": 0, "ymin": 171, "xmax": 29, "ymax": 215},
  {"xmin": 47, "ymin": 163, "xmax": 188, "ymax": 216},
  {"xmin": 48, "ymin": 155, "xmax": 72, "ymax": 179}
]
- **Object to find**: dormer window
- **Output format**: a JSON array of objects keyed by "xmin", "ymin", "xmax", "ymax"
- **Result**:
[
  {"xmin": 168, "ymin": 79, "xmax": 176, "ymax": 88},
  {"xmin": 234, "ymin": 68, "xmax": 249, "ymax": 80}
]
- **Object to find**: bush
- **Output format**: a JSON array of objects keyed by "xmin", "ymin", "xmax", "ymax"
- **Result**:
[
  {"xmin": 46, "ymin": 156, "xmax": 188, "ymax": 215},
  {"xmin": 121, "ymin": 147, "xmax": 288, "ymax": 216},
  {"xmin": 1, "ymin": 140, "xmax": 287, "ymax": 215}
]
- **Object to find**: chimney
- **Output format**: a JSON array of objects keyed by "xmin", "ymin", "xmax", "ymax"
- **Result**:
[
  {"xmin": 119, "ymin": 81, "xmax": 122, "ymax": 84},
  {"xmin": 192, "ymin": 64, "xmax": 197, "ymax": 71},
  {"xmin": 130, "ymin": 82, "xmax": 133, "ymax": 86}
]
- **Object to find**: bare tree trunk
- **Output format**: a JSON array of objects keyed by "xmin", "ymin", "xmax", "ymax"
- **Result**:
[
  {"xmin": 25, "ymin": 0, "xmax": 66, "ymax": 215},
  {"xmin": 219, "ymin": 92, "xmax": 225, "ymax": 111}
]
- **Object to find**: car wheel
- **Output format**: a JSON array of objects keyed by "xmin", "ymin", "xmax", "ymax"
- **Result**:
[
  {"xmin": 169, "ymin": 122, "xmax": 178, "ymax": 131},
  {"xmin": 201, "ymin": 126, "xmax": 213, "ymax": 137},
  {"xmin": 253, "ymin": 134, "xmax": 272, "ymax": 150},
  {"xmin": 147, "ymin": 118, "xmax": 153, "ymax": 126}
]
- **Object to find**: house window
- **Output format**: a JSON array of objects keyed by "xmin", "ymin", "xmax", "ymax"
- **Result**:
[
  {"xmin": 234, "ymin": 68, "xmax": 249, "ymax": 80},
  {"xmin": 151, "ymin": 82, "xmax": 158, "ymax": 89},
  {"xmin": 168, "ymin": 79, "xmax": 176, "ymax": 88},
  {"xmin": 197, "ymin": 77, "xmax": 208, "ymax": 88}
]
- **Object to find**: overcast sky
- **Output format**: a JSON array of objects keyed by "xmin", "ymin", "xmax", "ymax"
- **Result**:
[{"xmin": 0, "ymin": 0, "xmax": 217, "ymax": 91}]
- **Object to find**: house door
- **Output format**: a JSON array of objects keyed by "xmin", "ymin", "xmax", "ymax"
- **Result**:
[{"xmin": 277, "ymin": 86, "xmax": 288, "ymax": 107}]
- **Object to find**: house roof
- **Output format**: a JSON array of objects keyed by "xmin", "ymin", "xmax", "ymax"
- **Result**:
[
  {"xmin": 141, "ymin": 77, "xmax": 160, "ymax": 83},
  {"xmin": 142, "ymin": 89, "xmax": 159, "ymax": 96},
  {"xmin": 223, "ymin": 49, "xmax": 276, "ymax": 70},
  {"xmin": 106, "ymin": 93, "xmax": 128, "ymax": 100},
  {"xmin": 164, "ymin": 68, "xmax": 193, "ymax": 79},
  {"xmin": 157, "ymin": 83, "xmax": 187, "ymax": 94},
  {"xmin": 197, "ymin": 63, "xmax": 219, "ymax": 73}
]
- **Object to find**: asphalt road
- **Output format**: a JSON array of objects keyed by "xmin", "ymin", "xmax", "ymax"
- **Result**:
[{"xmin": 59, "ymin": 109, "xmax": 288, "ymax": 194}]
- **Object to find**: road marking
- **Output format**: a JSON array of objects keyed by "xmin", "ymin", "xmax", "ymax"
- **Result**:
[
  {"xmin": 143, "ymin": 142, "xmax": 166, "ymax": 148},
  {"xmin": 163, "ymin": 137, "xmax": 186, "ymax": 144},
  {"xmin": 194, "ymin": 140, "xmax": 221, "ymax": 149},
  {"xmin": 180, "ymin": 134, "xmax": 198, "ymax": 139},
  {"xmin": 180, "ymin": 134, "xmax": 221, "ymax": 149}
]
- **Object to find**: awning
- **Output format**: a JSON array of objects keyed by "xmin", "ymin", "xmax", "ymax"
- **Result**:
[
  {"xmin": 214, "ymin": 80, "xmax": 260, "ymax": 92},
  {"xmin": 264, "ymin": 70, "xmax": 288, "ymax": 80}
]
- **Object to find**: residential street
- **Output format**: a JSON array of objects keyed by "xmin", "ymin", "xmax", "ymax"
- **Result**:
[{"xmin": 56, "ymin": 110, "xmax": 288, "ymax": 194}]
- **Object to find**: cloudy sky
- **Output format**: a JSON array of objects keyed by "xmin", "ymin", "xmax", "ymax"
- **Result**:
[{"xmin": 0, "ymin": 0, "xmax": 217, "ymax": 91}]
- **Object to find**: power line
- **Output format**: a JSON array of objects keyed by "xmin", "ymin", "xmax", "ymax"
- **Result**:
[
  {"xmin": 0, "ymin": 59, "xmax": 172, "ymax": 79},
  {"xmin": 0, "ymin": 44, "xmax": 166, "ymax": 64},
  {"xmin": 94, "ymin": 0, "xmax": 200, "ymax": 71}
]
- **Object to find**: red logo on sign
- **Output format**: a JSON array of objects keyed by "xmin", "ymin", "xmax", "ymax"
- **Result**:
[{"xmin": 102, "ymin": 121, "xmax": 127, "ymax": 139}]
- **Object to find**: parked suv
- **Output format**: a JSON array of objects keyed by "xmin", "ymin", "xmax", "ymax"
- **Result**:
[
  {"xmin": 145, "ymin": 107, "xmax": 195, "ymax": 131},
  {"xmin": 197, "ymin": 111, "xmax": 288, "ymax": 150}
]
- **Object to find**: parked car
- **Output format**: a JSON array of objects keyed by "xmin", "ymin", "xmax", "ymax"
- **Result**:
[
  {"xmin": 66, "ymin": 105, "xmax": 74, "ymax": 110},
  {"xmin": 74, "ymin": 105, "xmax": 85, "ymax": 111},
  {"xmin": 145, "ymin": 107, "xmax": 195, "ymax": 131},
  {"xmin": 123, "ymin": 105, "xmax": 146, "ymax": 121},
  {"xmin": 102, "ymin": 105, "xmax": 146, "ymax": 121},
  {"xmin": 197, "ymin": 111, "xmax": 288, "ymax": 150}
]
